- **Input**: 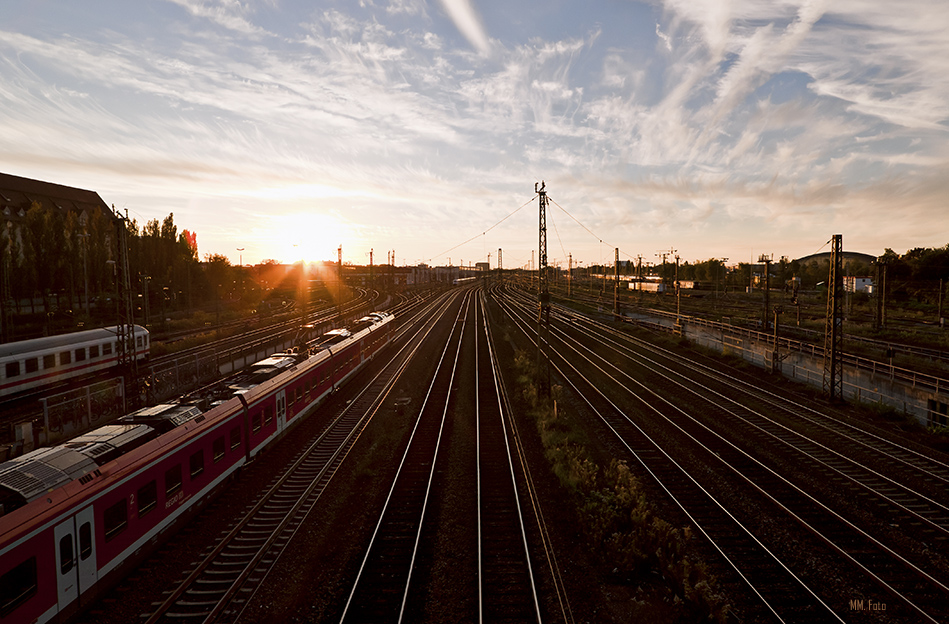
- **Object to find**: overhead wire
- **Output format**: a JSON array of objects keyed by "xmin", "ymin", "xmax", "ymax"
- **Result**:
[
  {"xmin": 429, "ymin": 194, "xmax": 537, "ymax": 263},
  {"xmin": 548, "ymin": 195, "xmax": 638, "ymax": 262}
]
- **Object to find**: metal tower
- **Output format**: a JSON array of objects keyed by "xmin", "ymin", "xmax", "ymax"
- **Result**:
[
  {"xmin": 613, "ymin": 248, "xmax": 619, "ymax": 316},
  {"xmin": 113, "ymin": 207, "xmax": 139, "ymax": 406},
  {"xmin": 498, "ymin": 247, "xmax": 503, "ymax": 289},
  {"xmin": 823, "ymin": 234, "xmax": 844, "ymax": 400},
  {"xmin": 536, "ymin": 181, "xmax": 551, "ymax": 395}
]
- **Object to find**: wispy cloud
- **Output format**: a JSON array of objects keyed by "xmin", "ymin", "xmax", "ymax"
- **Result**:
[
  {"xmin": 0, "ymin": 1, "xmax": 946, "ymax": 264},
  {"xmin": 437, "ymin": 0, "xmax": 491, "ymax": 56}
]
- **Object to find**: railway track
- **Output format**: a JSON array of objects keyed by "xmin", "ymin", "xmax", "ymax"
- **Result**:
[
  {"xmin": 136, "ymin": 290, "xmax": 458, "ymax": 623},
  {"xmin": 340, "ymin": 290, "xmax": 472, "ymax": 622},
  {"xmin": 500, "ymin": 285, "xmax": 949, "ymax": 622},
  {"xmin": 340, "ymin": 288, "xmax": 551, "ymax": 623},
  {"xmin": 475, "ymin": 291, "xmax": 542, "ymax": 623}
]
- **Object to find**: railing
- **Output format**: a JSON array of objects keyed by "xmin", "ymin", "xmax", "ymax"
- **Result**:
[{"xmin": 623, "ymin": 306, "xmax": 949, "ymax": 398}]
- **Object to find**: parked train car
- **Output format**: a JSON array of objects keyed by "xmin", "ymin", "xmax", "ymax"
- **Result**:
[
  {"xmin": 0, "ymin": 326, "xmax": 149, "ymax": 400},
  {"xmin": 0, "ymin": 312, "xmax": 393, "ymax": 624}
]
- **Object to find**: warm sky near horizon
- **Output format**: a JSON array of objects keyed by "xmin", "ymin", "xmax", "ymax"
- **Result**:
[{"xmin": 1, "ymin": 0, "xmax": 947, "ymax": 270}]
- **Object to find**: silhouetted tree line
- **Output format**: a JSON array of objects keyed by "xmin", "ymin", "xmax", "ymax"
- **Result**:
[{"xmin": 0, "ymin": 202, "xmax": 248, "ymax": 336}]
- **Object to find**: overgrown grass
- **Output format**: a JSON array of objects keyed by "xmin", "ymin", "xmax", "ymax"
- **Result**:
[{"xmin": 512, "ymin": 350, "xmax": 731, "ymax": 623}]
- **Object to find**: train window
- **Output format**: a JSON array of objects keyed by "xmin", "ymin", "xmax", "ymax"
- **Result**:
[
  {"xmin": 103, "ymin": 342, "xmax": 112, "ymax": 355},
  {"xmin": 59, "ymin": 534, "xmax": 74, "ymax": 575},
  {"xmin": 137, "ymin": 336, "xmax": 143, "ymax": 348},
  {"xmin": 104, "ymin": 499, "xmax": 128, "ymax": 542},
  {"xmin": 137, "ymin": 480, "xmax": 157, "ymax": 517},
  {"xmin": 89, "ymin": 345, "xmax": 99, "ymax": 358},
  {"xmin": 79, "ymin": 523, "xmax": 92, "ymax": 560},
  {"xmin": 213, "ymin": 436, "xmax": 225, "ymax": 462},
  {"xmin": 165, "ymin": 464, "xmax": 182, "ymax": 496},
  {"xmin": 4, "ymin": 361, "xmax": 18, "ymax": 378},
  {"xmin": 230, "ymin": 426, "xmax": 241, "ymax": 450},
  {"xmin": 75, "ymin": 348, "xmax": 86, "ymax": 362},
  {"xmin": 0, "ymin": 556, "xmax": 37, "ymax": 617},
  {"xmin": 60, "ymin": 350, "xmax": 71, "ymax": 365},
  {"xmin": 43, "ymin": 353, "xmax": 56, "ymax": 369},
  {"xmin": 190, "ymin": 450, "xmax": 204, "ymax": 479},
  {"xmin": 25, "ymin": 358, "xmax": 38, "ymax": 374},
  {"xmin": 252, "ymin": 412, "xmax": 262, "ymax": 433},
  {"xmin": 263, "ymin": 406, "xmax": 273, "ymax": 426}
]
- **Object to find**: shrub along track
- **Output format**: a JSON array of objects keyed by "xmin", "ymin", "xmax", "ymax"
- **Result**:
[{"xmin": 498, "ymin": 284, "xmax": 949, "ymax": 623}]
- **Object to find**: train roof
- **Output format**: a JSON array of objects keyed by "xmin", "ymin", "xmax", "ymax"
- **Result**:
[
  {"xmin": 0, "ymin": 325, "xmax": 148, "ymax": 358},
  {"xmin": 118, "ymin": 403, "xmax": 203, "ymax": 434},
  {"xmin": 0, "ymin": 446, "xmax": 99, "ymax": 509},
  {"xmin": 60, "ymin": 424, "xmax": 156, "ymax": 466},
  {"xmin": 251, "ymin": 354, "xmax": 298, "ymax": 370}
]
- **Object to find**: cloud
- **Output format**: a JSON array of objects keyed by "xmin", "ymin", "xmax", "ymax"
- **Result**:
[{"xmin": 437, "ymin": 0, "xmax": 491, "ymax": 56}]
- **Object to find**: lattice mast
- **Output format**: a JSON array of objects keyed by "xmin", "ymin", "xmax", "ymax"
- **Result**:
[
  {"xmin": 536, "ymin": 181, "xmax": 551, "ymax": 395},
  {"xmin": 113, "ymin": 206, "xmax": 139, "ymax": 405},
  {"xmin": 498, "ymin": 247, "xmax": 503, "ymax": 289},
  {"xmin": 823, "ymin": 234, "xmax": 844, "ymax": 400},
  {"xmin": 613, "ymin": 248, "xmax": 620, "ymax": 316}
]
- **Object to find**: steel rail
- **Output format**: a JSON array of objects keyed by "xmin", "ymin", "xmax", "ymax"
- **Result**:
[
  {"xmin": 496, "ymin": 289, "xmax": 830, "ymax": 622},
  {"xmin": 143, "ymin": 290, "xmax": 456, "ymax": 623},
  {"xmin": 339, "ymin": 290, "xmax": 472, "ymax": 623},
  {"xmin": 505, "ymin": 289, "xmax": 946, "ymax": 622}
]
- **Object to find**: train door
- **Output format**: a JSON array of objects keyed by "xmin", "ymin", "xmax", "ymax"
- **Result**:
[
  {"xmin": 75, "ymin": 506, "xmax": 97, "ymax": 593},
  {"xmin": 276, "ymin": 390, "xmax": 286, "ymax": 431},
  {"xmin": 53, "ymin": 505, "xmax": 97, "ymax": 615},
  {"xmin": 53, "ymin": 520, "xmax": 78, "ymax": 612}
]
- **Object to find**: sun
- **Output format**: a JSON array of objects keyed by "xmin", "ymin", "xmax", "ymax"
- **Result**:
[{"xmin": 275, "ymin": 212, "xmax": 349, "ymax": 264}]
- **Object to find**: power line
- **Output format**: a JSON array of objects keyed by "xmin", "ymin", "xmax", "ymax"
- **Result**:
[
  {"xmin": 547, "ymin": 195, "xmax": 638, "ymax": 262},
  {"xmin": 429, "ymin": 194, "xmax": 537, "ymax": 262}
]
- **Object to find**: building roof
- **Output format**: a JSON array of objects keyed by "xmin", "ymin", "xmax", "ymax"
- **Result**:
[{"xmin": 0, "ymin": 172, "xmax": 113, "ymax": 223}]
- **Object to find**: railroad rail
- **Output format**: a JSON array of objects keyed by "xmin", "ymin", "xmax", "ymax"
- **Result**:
[
  {"xmin": 475, "ymin": 292, "xmax": 542, "ymax": 623},
  {"xmin": 500, "ymin": 284, "xmax": 949, "ymax": 622},
  {"xmin": 340, "ymin": 290, "xmax": 472, "ymax": 622},
  {"xmin": 139, "ymin": 290, "xmax": 457, "ymax": 623},
  {"xmin": 497, "ymin": 287, "xmax": 835, "ymax": 622}
]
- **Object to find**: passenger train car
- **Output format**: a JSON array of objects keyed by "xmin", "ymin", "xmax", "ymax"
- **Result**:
[
  {"xmin": 0, "ymin": 326, "xmax": 150, "ymax": 400},
  {"xmin": 0, "ymin": 312, "xmax": 393, "ymax": 624}
]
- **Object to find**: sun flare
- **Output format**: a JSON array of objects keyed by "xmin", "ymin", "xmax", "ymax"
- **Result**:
[{"xmin": 272, "ymin": 212, "xmax": 349, "ymax": 264}]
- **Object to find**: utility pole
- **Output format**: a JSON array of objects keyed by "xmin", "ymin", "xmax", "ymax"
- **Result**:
[
  {"xmin": 337, "ymin": 245, "xmax": 343, "ymax": 320},
  {"xmin": 656, "ymin": 248, "xmax": 675, "ymax": 290},
  {"xmin": 759, "ymin": 254, "xmax": 772, "ymax": 330},
  {"xmin": 674, "ymin": 254, "xmax": 681, "ymax": 330},
  {"xmin": 498, "ymin": 248, "xmax": 503, "ymax": 290},
  {"xmin": 823, "ymin": 234, "xmax": 843, "ymax": 400},
  {"xmin": 568, "ymin": 253, "xmax": 572, "ymax": 297},
  {"xmin": 113, "ymin": 206, "xmax": 139, "ymax": 408},
  {"xmin": 772, "ymin": 306, "xmax": 784, "ymax": 374},
  {"xmin": 613, "ymin": 248, "xmax": 620, "ymax": 316},
  {"xmin": 536, "ymin": 181, "xmax": 551, "ymax": 397}
]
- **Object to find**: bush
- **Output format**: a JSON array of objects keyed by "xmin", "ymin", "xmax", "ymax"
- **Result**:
[{"xmin": 512, "ymin": 350, "xmax": 731, "ymax": 622}]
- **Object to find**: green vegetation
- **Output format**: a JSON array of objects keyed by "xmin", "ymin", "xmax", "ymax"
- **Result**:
[{"xmin": 513, "ymin": 350, "xmax": 731, "ymax": 623}]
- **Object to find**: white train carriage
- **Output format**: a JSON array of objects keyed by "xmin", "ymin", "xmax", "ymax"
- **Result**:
[{"xmin": 0, "ymin": 326, "xmax": 149, "ymax": 399}]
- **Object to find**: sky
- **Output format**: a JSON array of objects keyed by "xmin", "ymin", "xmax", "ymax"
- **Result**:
[{"xmin": 1, "ymin": 0, "xmax": 947, "ymax": 270}]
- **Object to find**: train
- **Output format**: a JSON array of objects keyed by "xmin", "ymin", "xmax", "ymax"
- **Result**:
[
  {"xmin": 0, "ymin": 326, "xmax": 150, "ymax": 400},
  {"xmin": 0, "ymin": 312, "xmax": 393, "ymax": 624},
  {"xmin": 452, "ymin": 276, "xmax": 478, "ymax": 286}
]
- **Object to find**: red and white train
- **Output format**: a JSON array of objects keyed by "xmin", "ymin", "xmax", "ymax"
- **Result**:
[
  {"xmin": 0, "ymin": 326, "xmax": 150, "ymax": 400},
  {"xmin": 0, "ymin": 312, "xmax": 393, "ymax": 624}
]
